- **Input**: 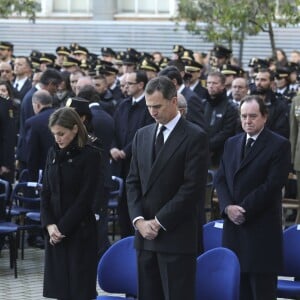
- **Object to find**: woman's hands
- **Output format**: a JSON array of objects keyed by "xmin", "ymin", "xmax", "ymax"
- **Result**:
[{"xmin": 47, "ymin": 224, "xmax": 66, "ymax": 245}]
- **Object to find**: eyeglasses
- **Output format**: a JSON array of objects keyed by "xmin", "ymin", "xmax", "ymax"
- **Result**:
[
  {"xmin": 0, "ymin": 70, "xmax": 11, "ymax": 73},
  {"xmin": 126, "ymin": 82, "xmax": 138, "ymax": 86}
]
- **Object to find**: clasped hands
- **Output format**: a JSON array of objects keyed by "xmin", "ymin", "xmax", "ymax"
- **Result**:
[
  {"xmin": 135, "ymin": 219, "xmax": 161, "ymax": 240},
  {"xmin": 110, "ymin": 148, "xmax": 126, "ymax": 161},
  {"xmin": 226, "ymin": 205, "xmax": 246, "ymax": 225},
  {"xmin": 47, "ymin": 224, "xmax": 65, "ymax": 245}
]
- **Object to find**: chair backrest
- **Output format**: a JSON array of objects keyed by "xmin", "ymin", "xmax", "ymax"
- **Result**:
[
  {"xmin": 97, "ymin": 236, "xmax": 137, "ymax": 296},
  {"xmin": 203, "ymin": 219, "xmax": 224, "ymax": 252},
  {"xmin": 110, "ymin": 176, "xmax": 123, "ymax": 198},
  {"xmin": 196, "ymin": 247, "xmax": 240, "ymax": 300},
  {"xmin": 19, "ymin": 169, "xmax": 43, "ymax": 184},
  {"xmin": 0, "ymin": 179, "xmax": 10, "ymax": 202},
  {"xmin": 281, "ymin": 224, "xmax": 300, "ymax": 277},
  {"xmin": 10, "ymin": 181, "xmax": 42, "ymax": 206},
  {"xmin": 0, "ymin": 179, "xmax": 10, "ymax": 220}
]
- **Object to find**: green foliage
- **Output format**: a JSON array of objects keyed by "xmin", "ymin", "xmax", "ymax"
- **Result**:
[
  {"xmin": 175, "ymin": 0, "xmax": 300, "ymax": 51},
  {"xmin": 0, "ymin": 0, "xmax": 38, "ymax": 22}
]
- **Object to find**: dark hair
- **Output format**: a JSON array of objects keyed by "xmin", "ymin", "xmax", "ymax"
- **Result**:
[
  {"xmin": 77, "ymin": 85, "xmax": 100, "ymax": 103},
  {"xmin": 159, "ymin": 66, "xmax": 183, "ymax": 85},
  {"xmin": 15, "ymin": 56, "xmax": 32, "ymax": 69},
  {"xmin": 40, "ymin": 68, "xmax": 63, "ymax": 85},
  {"xmin": 60, "ymin": 70, "xmax": 72, "ymax": 91},
  {"xmin": 257, "ymin": 68, "xmax": 275, "ymax": 81},
  {"xmin": 49, "ymin": 107, "xmax": 88, "ymax": 147},
  {"xmin": 135, "ymin": 70, "xmax": 148, "ymax": 89},
  {"xmin": 145, "ymin": 76, "xmax": 177, "ymax": 100},
  {"xmin": 93, "ymin": 74, "xmax": 107, "ymax": 82},
  {"xmin": 240, "ymin": 95, "xmax": 268, "ymax": 117},
  {"xmin": 167, "ymin": 60, "xmax": 185, "ymax": 72},
  {"xmin": 0, "ymin": 79, "xmax": 14, "ymax": 99},
  {"xmin": 207, "ymin": 71, "xmax": 226, "ymax": 85}
]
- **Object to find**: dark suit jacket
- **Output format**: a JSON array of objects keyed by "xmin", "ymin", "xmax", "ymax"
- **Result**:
[
  {"xmin": 215, "ymin": 128, "xmax": 291, "ymax": 273},
  {"xmin": 111, "ymin": 96, "xmax": 154, "ymax": 178},
  {"xmin": 13, "ymin": 77, "xmax": 32, "ymax": 101},
  {"xmin": 0, "ymin": 98, "xmax": 16, "ymax": 182},
  {"xmin": 192, "ymin": 81, "xmax": 207, "ymax": 100},
  {"xmin": 182, "ymin": 87, "xmax": 207, "ymax": 132},
  {"xmin": 90, "ymin": 104, "xmax": 115, "ymax": 188},
  {"xmin": 16, "ymin": 85, "xmax": 37, "ymax": 163},
  {"xmin": 24, "ymin": 107, "xmax": 55, "ymax": 181},
  {"xmin": 127, "ymin": 117, "xmax": 209, "ymax": 254}
]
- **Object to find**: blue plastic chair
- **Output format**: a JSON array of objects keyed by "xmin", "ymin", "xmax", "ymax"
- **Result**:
[
  {"xmin": 97, "ymin": 236, "xmax": 137, "ymax": 299},
  {"xmin": 203, "ymin": 219, "xmax": 224, "ymax": 252},
  {"xmin": 9, "ymin": 181, "xmax": 43, "ymax": 259},
  {"xmin": 277, "ymin": 224, "xmax": 300, "ymax": 298},
  {"xmin": 196, "ymin": 247, "xmax": 240, "ymax": 300},
  {"xmin": 107, "ymin": 176, "xmax": 123, "ymax": 240},
  {"xmin": 0, "ymin": 179, "xmax": 18, "ymax": 277}
]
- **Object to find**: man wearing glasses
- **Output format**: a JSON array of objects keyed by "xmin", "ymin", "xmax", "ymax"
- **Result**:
[{"xmin": 110, "ymin": 70, "xmax": 154, "ymax": 238}]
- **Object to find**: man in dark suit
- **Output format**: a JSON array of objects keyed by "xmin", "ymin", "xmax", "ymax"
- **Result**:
[
  {"xmin": 25, "ymin": 90, "xmax": 55, "ymax": 181},
  {"xmin": 110, "ymin": 70, "xmax": 154, "ymax": 238},
  {"xmin": 23, "ymin": 90, "xmax": 55, "ymax": 248},
  {"xmin": 215, "ymin": 95, "xmax": 291, "ymax": 300},
  {"xmin": 13, "ymin": 56, "xmax": 33, "ymax": 102},
  {"xmin": 127, "ymin": 76, "xmax": 209, "ymax": 300},
  {"xmin": 16, "ymin": 68, "xmax": 62, "ymax": 173},
  {"xmin": 78, "ymin": 85, "xmax": 115, "ymax": 258}
]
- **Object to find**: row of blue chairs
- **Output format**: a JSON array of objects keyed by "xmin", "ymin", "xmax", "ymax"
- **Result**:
[
  {"xmin": 96, "ymin": 236, "xmax": 240, "ymax": 300},
  {"xmin": 203, "ymin": 219, "xmax": 300, "ymax": 299},
  {"xmin": 97, "ymin": 222, "xmax": 300, "ymax": 299},
  {"xmin": 0, "ymin": 172, "xmax": 43, "ymax": 278}
]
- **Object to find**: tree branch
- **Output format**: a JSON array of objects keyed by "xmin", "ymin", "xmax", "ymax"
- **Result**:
[{"xmin": 248, "ymin": 19, "xmax": 269, "ymax": 33}]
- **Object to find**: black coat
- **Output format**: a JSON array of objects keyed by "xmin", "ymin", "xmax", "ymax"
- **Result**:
[
  {"xmin": 90, "ymin": 103, "xmax": 114, "ymax": 188},
  {"xmin": 16, "ymin": 85, "xmax": 37, "ymax": 163},
  {"xmin": 111, "ymin": 96, "xmax": 154, "ymax": 178},
  {"xmin": 192, "ymin": 81, "xmax": 207, "ymax": 100},
  {"xmin": 24, "ymin": 107, "xmax": 55, "ymax": 181},
  {"xmin": 13, "ymin": 77, "xmax": 32, "ymax": 101},
  {"xmin": 215, "ymin": 129, "xmax": 291, "ymax": 272},
  {"xmin": 0, "ymin": 97, "xmax": 16, "ymax": 182},
  {"xmin": 182, "ymin": 86, "xmax": 207, "ymax": 132},
  {"xmin": 41, "ymin": 142, "xmax": 101, "ymax": 300},
  {"xmin": 202, "ymin": 90, "xmax": 238, "ymax": 167}
]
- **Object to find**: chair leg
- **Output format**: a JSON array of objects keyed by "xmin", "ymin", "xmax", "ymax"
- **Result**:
[
  {"xmin": 8, "ymin": 232, "xmax": 18, "ymax": 278},
  {"xmin": 12, "ymin": 233, "xmax": 17, "ymax": 278},
  {"xmin": 21, "ymin": 229, "xmax": 25, "ymax": 260}
]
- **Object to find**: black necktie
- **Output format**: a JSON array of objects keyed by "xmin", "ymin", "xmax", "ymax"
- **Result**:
[
  {"xmin": 154, "ymin": 125, "xmax": 166, "ymax": 159},
  {"xmin": 244, "ymin": 138, "xmax": 254, "ymax": 158}
]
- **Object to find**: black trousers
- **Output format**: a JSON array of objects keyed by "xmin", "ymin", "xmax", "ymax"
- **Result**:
[
  {"xmin": 117, "ymin": 185, "xmax": 134, "ymax": 238},
  {"xmin": 240, "ymin": 272, "xmax": 277, "ymax": 300},
  {"xmin": 137, "ymin": 249, "xmax": 196, "ymax": 300}
]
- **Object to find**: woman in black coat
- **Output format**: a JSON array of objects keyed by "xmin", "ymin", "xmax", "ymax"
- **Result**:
[{"xmin": 41, "ymin": 107, "xmax": 101, "ymax": 300}]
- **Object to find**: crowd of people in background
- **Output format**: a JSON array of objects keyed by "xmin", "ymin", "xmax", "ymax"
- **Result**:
[
  {"xmin": 0, "ymin": 39, "xmax": 299, "ymax": 299},
  {"xmin": 0, "ymin": 41, "xmax": 299, "ymax": 246}
]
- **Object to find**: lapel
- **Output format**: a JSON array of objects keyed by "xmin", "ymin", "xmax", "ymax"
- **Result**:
[
  {"xmin": 237, "ymin": 128, "xmax": 269, "ymax": 173},
  {"xmin": 145, "ymin": 118, "xmax": 186, "ymax": 193}
]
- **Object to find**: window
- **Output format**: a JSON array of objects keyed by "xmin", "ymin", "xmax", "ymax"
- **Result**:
[
  {"xmin": 117, "ymin": 0, "xmax": 173, "ymax": 15},
  {"xmin": 53, "ymin": 0, "xmax": 92, "ymax": 13}
]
